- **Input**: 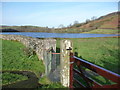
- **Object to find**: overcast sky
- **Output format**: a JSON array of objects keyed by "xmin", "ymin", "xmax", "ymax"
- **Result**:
[{"xmin": 2, "ymin": 2, "xmax": 118, "ymax": 28}]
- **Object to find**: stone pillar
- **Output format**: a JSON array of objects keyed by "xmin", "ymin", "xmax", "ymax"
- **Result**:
[{"xmin": 60, "ymin": 40, "xmax": 73, "ymax": 87}]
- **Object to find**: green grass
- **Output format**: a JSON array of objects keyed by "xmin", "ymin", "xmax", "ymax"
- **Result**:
[
  {"xmin": 38, "ymin": 76, "xmax": 65, "ymax": 88},
  {"xmin": 39, "ymin": 76, "xmax": 51, "ymax": 85},
  {"xmin": 73, "ymin": 64, "xmax": 117, "ymax": 87},
  {"xmin": 88, "ymin": 73, "xmax": 116, "ymax": 85},
  {"xmin": 2, "ymin": 72, "xmax": 28, "ymax": 85},
  {"xmin": 2, "ymin": 39, "xmax": 64, "ymax": 88},
  {"xmin": 65, "ymin": 37, "xmax": 119, "ymax": 87},
  {"xmin": 2, "ymin": 39, "xmax": 45, "ymax": 77},
  {"xmin": 2, "ymin": 37, "xmax": 119, "ymax": 88},
  {"xmin": 56, "ymin": 37, "xmax": 119, "ymax": 86},
  {"xmin": 56, "ymin": 37, "xmax": 119, "ymax": 74},
  {"xmin": 41, "ymin": 83, "xmax": 65, "ymax": 88},
  {"xmin": 83, "ymin": 29, "xmax": 119, "ymax": 34},
  {"xmin": 72, "ymin": 37, "xmax": 119, "ymax": 86},
  {"xmin": 70, "ymin": 37, "xmax": 119, "ymax": 74}
]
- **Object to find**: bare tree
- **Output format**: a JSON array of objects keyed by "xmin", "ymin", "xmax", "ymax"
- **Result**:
[
  {"xmin": 58, "ymin": 24, "xmax": 64, "ymax": 28},
  {"xmin": 91, "ymin": 16, "xmax": 97, "ymax": 21},
  {"xmin": 73, "ymin": 20, "xmax": 79, "ymax": 25},
  {"xmin": 85, "ymin": 19, "xmax": 90, "ymax": 23},
  {"xmin": 67, "ymin": 23, "xmax": 72, "ymax": 27}
]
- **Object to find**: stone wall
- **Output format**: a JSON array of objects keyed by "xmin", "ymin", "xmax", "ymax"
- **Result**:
[
  {"xmin": 1, "ymin": 35, "xmax": 73, "ymax": 87},
  {"xmin": 0, "ymin": 34, "xmax": 56, "ymax": 61}
]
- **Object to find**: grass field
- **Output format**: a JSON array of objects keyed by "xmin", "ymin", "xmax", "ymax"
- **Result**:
[
  {"xmin": 71, "ymin": 37, "xmax": 120, "ymax": 74},
  {"xmin": 56, "ymin": 37, "xmax": 119, "ymax": 86},
  {"xmin": 72, "ymin": 37, "xmax": 119, "ymax": 86},
  {"xmin": 56, "ymin": 37, "xmax": 119, "ymax": 74},
  {"xmin": 83, "ymin": 29, "xmax": 119, "ymax": 34}
]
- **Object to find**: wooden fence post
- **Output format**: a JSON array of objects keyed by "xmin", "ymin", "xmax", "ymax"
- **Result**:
[{"xmin": 60, "ymin": 40, "xmax": 73, "ymax": 87}]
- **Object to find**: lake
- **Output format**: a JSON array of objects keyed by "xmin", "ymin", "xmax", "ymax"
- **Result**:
[{"xmin": 0, "ymin": 32, "xmax": 119, "ymax": 38}]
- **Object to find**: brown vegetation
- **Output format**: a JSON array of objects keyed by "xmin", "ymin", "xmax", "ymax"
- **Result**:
[{"xmin": 1, "ymin": 12, "xmax": 119, "ymax": 33}]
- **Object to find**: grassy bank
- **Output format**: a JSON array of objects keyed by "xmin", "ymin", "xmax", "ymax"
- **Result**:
[
  {"xmin": 2, "ymin": 39, "xmax": 45, "ymax": 76},
  {"xmin": 2, "ymin": 39, "xmax": 64, "ymax": 88},
  {"xmin": 1, "ymin": 26, "xmax": 119, "ymax": 34},
  {"xmin": 83, "ymin": 29, "xmax": 119, "ymax": 34},
  {"xmin": 2, "ymin": 39, "xmax": 45, "ymax": 86}
]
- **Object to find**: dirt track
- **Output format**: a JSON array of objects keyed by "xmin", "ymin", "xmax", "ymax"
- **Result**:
[{"xmin": 1, "ymin": 71, "xmax": 41, "ymax": 89}]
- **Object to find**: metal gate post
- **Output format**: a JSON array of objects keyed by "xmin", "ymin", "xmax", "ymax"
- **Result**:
[{"xmin": 70, "ymin": 52, "xmax": 74, "ymax": 88}]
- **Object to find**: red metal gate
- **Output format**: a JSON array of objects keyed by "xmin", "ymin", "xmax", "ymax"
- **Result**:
[{"xmin": 69, "ymin": 52, "xmax": 120, "ymax": 88}]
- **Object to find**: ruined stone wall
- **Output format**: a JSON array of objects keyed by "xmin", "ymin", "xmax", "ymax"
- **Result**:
[{"xmin": 0, "ymin": 34, "xmax": 56, "ymax": 61}]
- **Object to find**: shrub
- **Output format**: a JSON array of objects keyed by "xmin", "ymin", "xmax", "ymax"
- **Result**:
[{"xmin": 23, "ymin": 47, "xmax": 35, "ymax": 57}]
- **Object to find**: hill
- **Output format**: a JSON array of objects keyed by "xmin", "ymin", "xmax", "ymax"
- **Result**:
[
  {"xmin": 57, "ymin": 12, "xmax": 119, "ymax": 34},
  {"xmin": 0, "ymin": 12, "xmax": 119, "ymax": 34},
  {"xmin": 79, "ymin": 12, "xmax": 119, "ymax": 30},
  {"xmin": 0, "ymin": 26, "xmax": 52, "ymax": 32}
]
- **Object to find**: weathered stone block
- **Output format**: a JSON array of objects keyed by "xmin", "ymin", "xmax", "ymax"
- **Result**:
[{"xmin": 60, "ymin": 39, "xmax": 73, "ymax": 87}]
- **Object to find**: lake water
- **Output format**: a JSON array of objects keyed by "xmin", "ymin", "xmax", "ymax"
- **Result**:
[{"xmin": 0, "ymin": 32, "xmax": 119, "ymax": 38}]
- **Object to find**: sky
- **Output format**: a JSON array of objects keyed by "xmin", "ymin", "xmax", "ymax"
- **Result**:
[{"xmin": 1, "ymin": 2, "xmax": 118, "ymax": 28}]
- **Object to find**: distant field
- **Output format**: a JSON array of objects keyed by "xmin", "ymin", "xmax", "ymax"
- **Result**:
[{"xmin": 83, "ymin": 29, "xmax": 119, "ymax": 34}]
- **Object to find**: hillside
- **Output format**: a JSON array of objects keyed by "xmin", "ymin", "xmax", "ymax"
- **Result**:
[
  {"xmin": 58, "ymin": 12, "xmax": 119, "ymax": 34},
  {"xmin": 0, "ymin": 12, "xmax": 119, "ymax": 34},
  {"xmin": 0, "ymin": 26, "xmax": 52, "ymax": 32},
  {"xmin": 79, "ymin": 12, "xmax": 119, "ymax": 30}
]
